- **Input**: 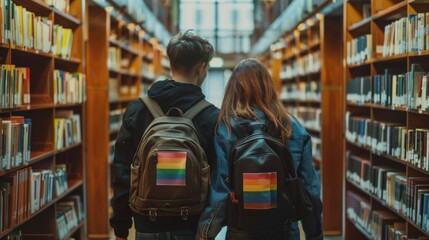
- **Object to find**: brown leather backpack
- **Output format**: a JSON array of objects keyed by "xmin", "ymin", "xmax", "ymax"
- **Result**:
[{"xmin": 129, "ymin": 96, "xmax": 212, "ymax": 221}]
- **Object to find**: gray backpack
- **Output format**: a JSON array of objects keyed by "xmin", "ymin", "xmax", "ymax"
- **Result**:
[{"xmin": 129, "ymin": 96, "xmax": 212, "ymax": 221}]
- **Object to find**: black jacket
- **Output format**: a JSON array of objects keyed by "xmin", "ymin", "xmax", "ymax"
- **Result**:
[{"xmin": 109, "ymin": 80, "xmax": 220, "ymax": 238}]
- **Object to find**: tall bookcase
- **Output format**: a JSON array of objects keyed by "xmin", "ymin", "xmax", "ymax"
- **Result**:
[
  {"xmin": 0, "ymin": 0, "xmax": 86, "ymax": 239},
  {"xmin": 274, "ymin": 15, "xmax": 343, "ymax": 236},
  {"xmin": 344, "ymin": 0, "xmax": 429, "ymax": 239},
  {"xmin": 86, "ymin": 2, "xmax": 165, "ymax": 238}
]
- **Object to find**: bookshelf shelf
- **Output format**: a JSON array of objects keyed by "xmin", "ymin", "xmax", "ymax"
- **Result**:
[
  {"xmin": 53, "ymin": 8, "xmax": 81, "ymax": 28},
  {"xmin": 0, "ymin": 180, "xmax": 83, "ymax": 239},
  {"xmin": 348, "ymin": 17, "xmax": 372, "ymax": 33},
  {"xmin": 313, "ymin": 156, "xmax": 322, "ymax": 163},
  {"xmin": 54, "ymin": 103, "xmax": 85, "ymax": 108},
  {"xmin": 108, "ymin": 96, "xmax": 137, "ymax": 104},
  {"xmin": 54, "ymin": 56, "xmax": 82, "ymax": 65},
  {"xmin": 56, "ymin": 142, "xmax": 82, "ymax": 155},
  {"xmin": 0, "ymin": 151, "xmax": 54, "ymax": 177},
  {"xmin": 10, "ymin": 46, "xmax": 53, "ymax": 58},
  {"xmin": 371, "ymin": 53, "xmax": 408, "ymax": 64},
  {"xmin": 305, "ymin": 127, "xmax": 321, "ymax": 134},
  {"xmin": 347, "ymin": 61, "xmax": 372, "ymax": 69},
  {"xmin": 346, "ymin": 217, "xmax": 373, "ymax": 239},
  {"xmin": 372, "ymin": 1, "xmax": 408, "ymax": 21},
  {"xmin": 61, "ymin": 221, "xmax": 85, "ymax": 240},
  {"xmin": 14, "ymin": 0, "xmax": 51, "ymax": 15},
  {"xmin": 408, "ymin": 219, "xmax": 429, "ymax": 237},
  {"xmin": 109, "ymin": 39, "xmax": 141, "ymax": 56}
]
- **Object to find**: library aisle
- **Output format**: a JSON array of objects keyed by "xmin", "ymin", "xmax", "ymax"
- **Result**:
[{"xmin": 1, "ymin": 0, "xmax": 429, "ymax": 239}]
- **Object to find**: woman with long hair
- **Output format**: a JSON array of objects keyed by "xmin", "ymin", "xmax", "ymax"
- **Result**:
[{"xmin": 215, "ymin": 59, "xmax": 323, "ymax": 240}]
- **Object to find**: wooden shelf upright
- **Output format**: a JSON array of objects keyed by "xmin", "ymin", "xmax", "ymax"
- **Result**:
[
  {"xmin": 272, "ymin": 14, "xmax": 344, "ymax": 236},
  {"xmin": 86, "ymin": 1, "xmax": 167, "ymax": 238},
  {"xmin": 0, "ymin": 0, "xmax": 87, "ymax": 239}
]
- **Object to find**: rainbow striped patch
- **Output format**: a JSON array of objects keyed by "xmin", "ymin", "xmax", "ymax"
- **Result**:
[
  {"xmin": 243, "ymin": 172, "xmax": 277, "ymax": 209},
  {"xmin": 156, "ymin": 152, "xmax": 187, "ymax": 186}
]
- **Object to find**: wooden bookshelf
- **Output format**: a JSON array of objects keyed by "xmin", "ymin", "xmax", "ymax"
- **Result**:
[
  {"xmin": 272, "ymin": 14, "xmax": 344, "ymax": 236},
  {"xmin": 0, "ymin": 0, "xmax": 86, "ymax": 239},
  {"xmin": 86, "ymin": 2, "xmax": 168, "ymax": 238},
  {"xmin": 344, "ymin": 0, "xmax": 429, "ymax": 239}
]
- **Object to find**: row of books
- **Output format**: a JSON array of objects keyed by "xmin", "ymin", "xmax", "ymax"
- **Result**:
[
  {"xmin": 1, "ymin": 116, "xmax": 31, "ymax": 171},
  {"xmin": 311, "ymin": 135, "xmax": 321, "ymax": 160},
  {"xmin": 56, "ymin": 195, "xmax": 84, "ymax": 239},
  {"xmin": 347, "ymin": 152, "xmax": 429, "ymax": 234},
  {"xmin": 108, "ymin": 47, "xmax": 121, "ymax": 72},
  {"xmin": 383, "ymin": 14, "xmax": 429, "ymax": 57},
  {"xmin": 280, "ymin": 51, "xmax": 321, "ymax": 79},
  {"xmin": 287, "ymin": 107, "xmax": 321, "ymax": 131},
  {"xmin": 44, "ymin": 0, "xmax": 70, "ymax": 14},
  {"xmin": 279, "ymin": 81, "xmax": 321, "ymax": 102},
  {"xmin": 0, "ymin": 65, "xmax": 30, "ymax": 109},
  {"xmin": 53, "ymin": 70, "xmax": 86, "ymax": 104},
  {"xmin": 54, "ymin": 111, "xmax": 81, "ymax": 150},
  {"xmin": 109, "ymin": 140, "xmax": 115, "ymax": 164},
  {"xmin": 345, "ymin": 113, "xmax": 429, "ymax": 169},
  {"xmin": 0, "ymin": 165, "xmax": 68, "ymax": 231},
  {"xmin": 119, "ymin": 82, "xmax": 138, "ymax": 96},
  {"xmin": 346, "ymin": 34, "xmax": 372, "ymax": 65},
  {"xmin": 142, "ymin": 63, "xmax": 155, "ymax": 80},
  {"xmin": 0, "ymin": 0, "xmax": 74, "ymax": 58},
  {"xmin": 346, "ymin": 65, "xmax": 429, "ymax": 111},
  {"xmin": 347, "ymin": 190, "xmax": 409, "ymax": 240},
  {"xmin": 109, "ymin": 109, "xmax": 125, "ymax": 133}
]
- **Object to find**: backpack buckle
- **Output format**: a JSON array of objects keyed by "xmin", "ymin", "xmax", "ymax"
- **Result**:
[
  {"xmin": 149, "ymin": 208, "xmax": 157, "ymax": 222},
  {"xmin": 180, "ymin": 207, "xmax": 189, "ymax": 221},
  {"xmin": 229, "ymin": 191, "xmax": 238, "ymax": 204}
]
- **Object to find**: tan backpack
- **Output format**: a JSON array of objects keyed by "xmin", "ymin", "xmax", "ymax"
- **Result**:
[{"xmin": 129, "ymin": 96, "xmax": 212, "ymax": 221}]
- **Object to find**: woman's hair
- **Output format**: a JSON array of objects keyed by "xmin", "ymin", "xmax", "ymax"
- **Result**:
[{"xmin": 218, "ymin": 58, "xmax": 292, "ymax": 139}]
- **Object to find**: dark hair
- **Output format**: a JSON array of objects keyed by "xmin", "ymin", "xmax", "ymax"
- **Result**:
[
  {"xmin": 167, "ymin": 30, "xmax": 214, "ymax": 73},
  {"xmin": 218, "ymin": 59, "xmax": 292, "ymax": 140}
]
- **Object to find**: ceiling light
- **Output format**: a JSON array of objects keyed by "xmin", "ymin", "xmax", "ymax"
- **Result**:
[{"xmin": 210, "ymin": 57, "xmax": 224, "ymax": 68}]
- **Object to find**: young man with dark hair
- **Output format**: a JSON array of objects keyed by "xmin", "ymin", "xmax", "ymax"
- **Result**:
[{"xmin": 110, "ymin": 31, "xmax": 227, "ymax": 240}]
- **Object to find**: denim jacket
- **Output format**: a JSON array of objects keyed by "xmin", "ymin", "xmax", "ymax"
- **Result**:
[{"xmin": 196, "ymin": 109, "xmax": 323, "ymax": 240}]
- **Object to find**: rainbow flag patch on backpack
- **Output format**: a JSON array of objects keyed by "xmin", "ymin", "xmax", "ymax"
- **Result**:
[
  {"xmin": 156, "ymin": 152, "xmax": 187, "ymax": 186},
  {"xmin": 242, "ymin": 172, "xmax": 277, "ymax": 209}
]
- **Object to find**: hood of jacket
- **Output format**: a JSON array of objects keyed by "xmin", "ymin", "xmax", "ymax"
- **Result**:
[{"xmin": 148, "ymin": 79, "xmax": 205, "ymax": 112}]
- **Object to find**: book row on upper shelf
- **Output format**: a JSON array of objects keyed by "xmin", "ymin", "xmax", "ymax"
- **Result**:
[
  {"xmin": 108, "ymin": 46, "xmax": 156, "ymax": 80},
  {"xmin": 1, "ymin": 116, "xmax": 31, "ymax": 171},
  {"xmin": 0, "ymin": 66, "xmax": 30, "ymax": 109},
  {"xmin": 345, "ymin": 112, "xmax": 428, "ymax": 171},
  {"xmin": 311, "ymin": 135, "xmax": 321, "ymax": 160},
  {"xmin": 0, "ymin": 0, "xmax": 75, "ymax": 58},
  {"xmin": 45, "ymin": 0, "xmax": 70, "ymax": 14},
  {"xmin": 346, "ymin": 151, "xmax": 429, "ymax": 237},
  {"xmin": 0, "ymin": 164, "xmax": 70, "ymax": 233},
  {"xmin": 109, "ymin": 108, "xmax": 125, "ymax": 133},
  {"xmin": 346, "ymin": 190, "xmax": 428, "ymax": 240},
  {"xmin": 346, "ymin": 64, "xmax": 429, "ymax": 112},
  {"xmin": 280, "ymin": 51, "xmax": 321, "ymax": 79},
  {"xmin": 280, "ymin": 81, "xmax": 321, "ymax": 102},
  {"xmin": 285, "ymin": 106, "xmax": 321, "ymax": 132},
  {"xmin": 56, "ymin": 195, "xmax": 84, "ymax": 240},
  {"xmin": 347, "ymin": 12, "xmax": 429, "ymax": 65},
  {"xmin": 0, "ymin": 64, "xmax": 86, "ymax": 109},
  {"xmin": 54, "ymin": 110, "xmax": 81, "ymax": 150}
]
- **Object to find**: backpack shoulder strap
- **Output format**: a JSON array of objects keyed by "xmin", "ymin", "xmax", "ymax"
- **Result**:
[
  {"xmin": 183, "ymin": 99, "xmax": 212, "ymax": 120},
  {"xmin": 140, "ymin": 96, "xmax": 164, "ymax": 118}
]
